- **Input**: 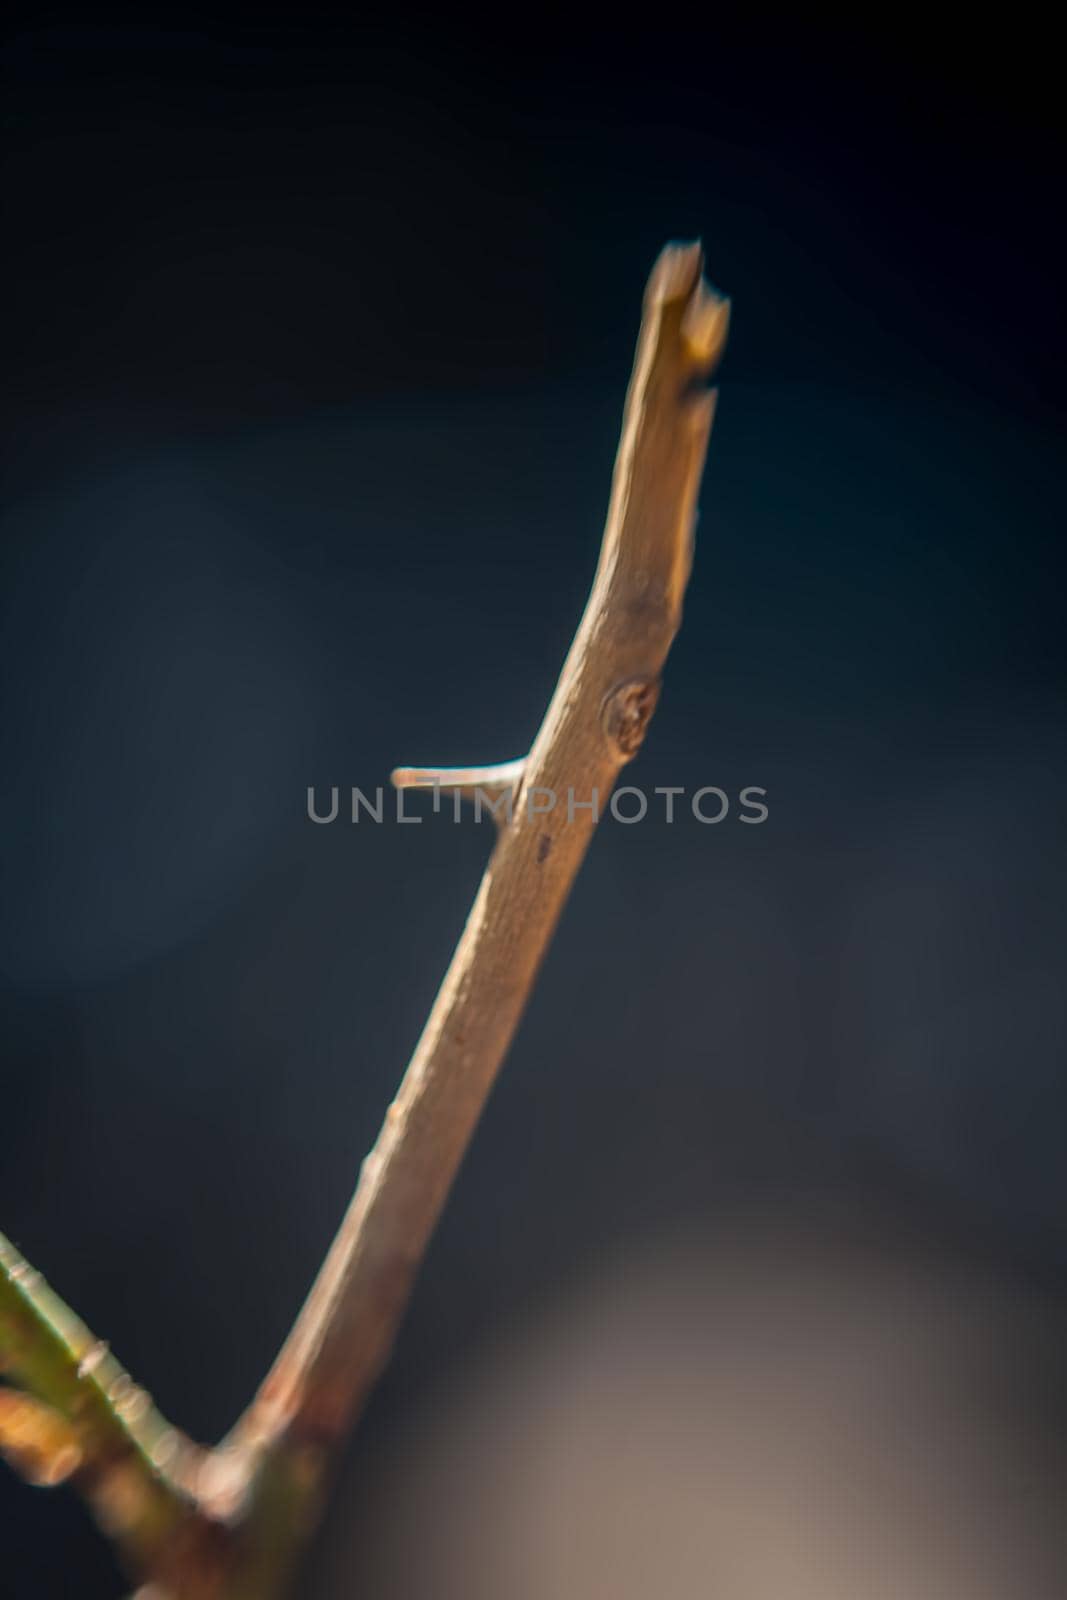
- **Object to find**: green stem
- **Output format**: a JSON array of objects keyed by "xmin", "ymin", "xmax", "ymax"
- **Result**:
[{"xmin": 0, "ymin": 1230, "xmax": 196, "ymax": 1571}]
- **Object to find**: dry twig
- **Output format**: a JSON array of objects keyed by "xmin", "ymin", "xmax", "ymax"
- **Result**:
[{"xmin": 1, "ymin": 241, "xmax": 728, "ymax": 1597}]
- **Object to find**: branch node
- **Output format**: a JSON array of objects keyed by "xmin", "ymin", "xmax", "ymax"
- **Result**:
[{"xmin": 602, "ymin": 678, "xmax": 661, "ymax": 761}]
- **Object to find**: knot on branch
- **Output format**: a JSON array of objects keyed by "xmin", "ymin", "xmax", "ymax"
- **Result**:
[{"xmin": 602, "ymin": 677, "xmax": 661, "ymax": 761}]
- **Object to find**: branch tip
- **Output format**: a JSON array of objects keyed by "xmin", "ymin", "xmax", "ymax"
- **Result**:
[
  {"xmin": 645, "ymin": 239, "xmax": 705, "ymax": 307},
  {"xmin": 681, "ymin": 282, "xmax": 730, "ymax": 367}
]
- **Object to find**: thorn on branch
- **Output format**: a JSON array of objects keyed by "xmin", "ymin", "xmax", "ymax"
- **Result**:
[{"xmin": 391, "ymin": 759, "xmax": 527, "ymax": 824}]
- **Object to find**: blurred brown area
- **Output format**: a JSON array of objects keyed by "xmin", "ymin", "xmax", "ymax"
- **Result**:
[{"xmin": 315, "ymin": 1207, "xmax": 1067, "ymax": 1599}]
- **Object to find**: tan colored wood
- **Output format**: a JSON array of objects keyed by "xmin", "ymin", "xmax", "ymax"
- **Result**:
[{"xmin": 247, "ymin": 242, "xmax": 728, "ymax": 1455}]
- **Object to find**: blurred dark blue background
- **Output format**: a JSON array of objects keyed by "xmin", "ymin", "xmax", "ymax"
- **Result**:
[{"xmin": 2, "ymin": 12, "xmax": 1064, "ymax": 1596}]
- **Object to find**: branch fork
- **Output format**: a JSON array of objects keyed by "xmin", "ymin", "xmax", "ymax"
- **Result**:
[{"xmin": 2, "ymin": 242, "xmax": 728, "ymax": 1598}]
